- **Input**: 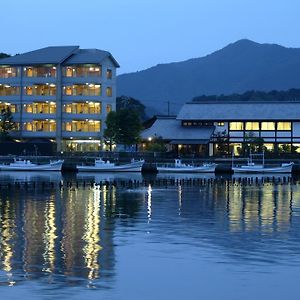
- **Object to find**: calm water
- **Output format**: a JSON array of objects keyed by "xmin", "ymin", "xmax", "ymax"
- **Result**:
[{"xmin": 0, "ymin": 172, "xmax": 300, "ymax": 300}]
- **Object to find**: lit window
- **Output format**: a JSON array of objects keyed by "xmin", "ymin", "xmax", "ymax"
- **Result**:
[
  {"xmin": 106, "ymin": 104, "xmax": 112, "ymax": 113},
  {"xmin": 263, "ymin": 143, "xmax": 274, "ymax": 151},
  {"xmin": 0, "ymin": 103, "xmax": 17, "ymax": 113},
  {"xmin": 25, "ymin": 87, "xmax": 33, "ymax": 95},
  {"xmin": 24, "ymin": 66, "xmax": 56, "ymax": 77},
  {"xmin": 24, "ymin": 122, "xmax": 33, "ymax": 131},
  {"xmin": 278, "ymin": 144, "xmax": 292, "ymax": 153},
  {"xmin": 63, "ymin": 65, "xmax": 101, "ymax": 77},
  {"xmin": 277, "ymin": 122, "xmax": 291, "ymax": 131},
  {"xmin": 26, "ymin": 67, "xmax": 33, "ymax": 77},
  {"xmin": 245, "ymin": 122, "xmax": 259, "ymax": 130},
  {"xmin": 261, "ymin": 122, "xmax": 275, "ymax": 131},
  {"xmin": 106, "ymin": 69, "xmax": 112, "ymax": 79},
  {"xmin": 217, "ymin": 122, "xmax": 225, "ymax": 126},
  {"xmin": 0, "ymin": 67, "xmax": 18, "ymax": 78},
  {"xmin": 24, "ymin": 120, "xmax": 56, "ymax": 132},
  {"xmin": 64, "ymin": 86, "xmax": 73, "ymax": 95},
  {"xmin": 106, "ymin": 87, "xmax": 112, "ymax": 97},
  {"xmin": 229, "ymin": 122, "xmax": 244, "ymax": 131},
  {"xmin": 24, "ymin": 102, "xmax": 56, "ymax": 114},
  {"xmin": 63, "ymin": 120, "xmax": 101, "ymax": 132},
  {"xmin": 24, "ymin": 85, "xmax": 56, "ymax": 96},
  {"xmin": 24, "ymin": 104, "xmax": 33, "ymax": 113},
  {"xmin": 292, "ymin": 144, "xmax": 300, "ymax": 153},
  {"xmin": 66, "ymin": 67, "xmax": 73, "ymax": 77},
  {"xmin": 229, "ymin": 143, "xmax": 242, "ymax": 156},
  {"xmin": 64, "ymin": 122, "xmax": 72, "ymax": 131}
]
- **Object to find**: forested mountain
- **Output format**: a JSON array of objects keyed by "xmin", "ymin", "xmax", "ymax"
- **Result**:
[{"xmin": 117, "ymin": 39, "xmax": 300, "ymax": 114}]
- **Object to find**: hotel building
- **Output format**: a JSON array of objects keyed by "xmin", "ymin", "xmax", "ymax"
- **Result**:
[
  {"xmin": 142, "ymin": 100, "xmax": 300, "ymax": 156},
  {"xmin": 0, "ymin": 46, "xmax": 119, "ymax": 152}
]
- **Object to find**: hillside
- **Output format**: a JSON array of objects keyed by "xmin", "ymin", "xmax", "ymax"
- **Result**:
[{"xmin": 117, "ymin": 39, "xmax": 300, "ymax": 114}]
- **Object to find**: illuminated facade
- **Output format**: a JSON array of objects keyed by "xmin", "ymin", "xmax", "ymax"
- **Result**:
[
  {"xmin": 142, "ymin": 100, "xmax": 300, "ymax": 156},
  {"xmin": 0, "ymin": 46, "xmax": 119, "ymax": 152}
]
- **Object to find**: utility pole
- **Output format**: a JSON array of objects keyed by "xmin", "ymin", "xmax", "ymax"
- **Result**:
[{"xmin": 166, "ymin": 101, "xmax": 170, "ymax": 116}]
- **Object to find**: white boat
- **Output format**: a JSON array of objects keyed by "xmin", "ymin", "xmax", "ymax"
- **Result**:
[
  {"xmin": 0, "ymin": 158, "xmax": 64, "ymax": 171},
  {"xmin": 157, "ymin": 159, "xmax": 217, "ymax": 173},
  {"xmin": 77, "ymin": 158, "xmax": 145, "ymax": 172},
  {"xmin": 232, "ymin": 151, "xmax": 294, "ymax": 173}
]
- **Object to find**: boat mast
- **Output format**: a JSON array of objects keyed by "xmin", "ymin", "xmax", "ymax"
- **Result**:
[{"xmin": 249, "ymin": 148, "xmax": 252, "ymax": 165}]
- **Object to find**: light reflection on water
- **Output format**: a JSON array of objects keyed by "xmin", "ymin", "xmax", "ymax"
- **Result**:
[{"xmin": 0, "ymin": 172, "xmax": 299, "ymax": 299}]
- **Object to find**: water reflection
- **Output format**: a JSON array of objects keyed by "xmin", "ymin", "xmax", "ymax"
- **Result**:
[
  {"xmin": 76, "ymin": 172, "xmax": 144, "ymax": 183},
  {"xmin": 0, "ymin": 171, "xmax": 62, "ymax": 183},
  {"xmin": 0, "ymin": 173, "xmax": 300, "ymax": 297},
  {"xmin": 0, "ymin": 182, "xmax": 116, "ymax": 287}
]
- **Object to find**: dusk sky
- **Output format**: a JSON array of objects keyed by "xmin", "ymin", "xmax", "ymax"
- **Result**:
[{"xmin": 1, "ymin": 0, "xmax": 300, "ymax": 74}]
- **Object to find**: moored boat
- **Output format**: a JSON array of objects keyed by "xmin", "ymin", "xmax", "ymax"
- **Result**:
[
  {"xmin": 232, "ymin": 162, "xmax": 294, "ymax": 173},
  {"xmin": 77, "ymin": 158, "xmax": 145, "ymax": 172},
  {"xmin": 0, "ymin": 158, "xmax": 64, "ymax": 171},
  {"xmin": 232, "ymin": 151, "xmax": 294, "ymax": 173},
  {"xmin": 157, "ymin": 159, "xmax": 216, "ymax": 173}
]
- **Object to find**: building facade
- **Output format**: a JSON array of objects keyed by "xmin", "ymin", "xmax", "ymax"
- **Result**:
[
  {"xmin": 0, "ymin": 46, "xmax": 119, "ymax": 152},
  {"xmin": 142, "ymin": 100, "xmax": 300, "ymax": 156}
]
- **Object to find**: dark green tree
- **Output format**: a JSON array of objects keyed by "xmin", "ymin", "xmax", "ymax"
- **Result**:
[
  {"xmin": 0, "ymin": 53, "xmax": 10, "ymax": 59},
  {"xmin": 103, "ymin": 111, "xmax": 119, "ymax": 151},
  {"xmin": 117, "ymin": 96, "xmax": 147, "ymax": 121},
  {"xmin": 144, "ymin": 136, "xmax": 167, "ymax": 152},
  {"xmin": 117, "ymin": 109, "xmax": 143, "ymax": 146},
  {"xmin": 213, "ymin": 130, "xmax": 229, "ymax": 155},
  {"xmin": 104, "ymin": 109, "xmax": 143, "ymax": 150},
  {"xmin": 244, "ymin": 132, "xmax": 265, "ymax": 153},
  {"xmin": 0, "ymin": 107, "xmax": 16, "ymax": 140},
  {"xmin": 193, "ymin": 89, "xmax": 300, "ymax": 102}
]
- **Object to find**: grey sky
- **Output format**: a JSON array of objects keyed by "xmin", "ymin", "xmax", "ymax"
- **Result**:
[{"xmin": 1, "ymin": 0, "xmax": 299, "ymax": 74}]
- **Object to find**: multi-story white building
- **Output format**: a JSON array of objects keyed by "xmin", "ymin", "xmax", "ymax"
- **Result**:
[
  {"xmin": 0, "ymin": 46, "xmax": 119, "ymax": 152},
  {"xmin": 142, "ymin": 100, "xmax": 300, "ymax": 156}
]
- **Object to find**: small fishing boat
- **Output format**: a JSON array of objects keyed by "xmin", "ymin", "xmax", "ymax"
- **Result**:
[
  {"xmin": 77, "ymin": 158, "xmax": 145, "ymax": 172},
  {"xmin": 232, "ymin": 151, "xmax": 294, "ymax": 173},
  {"xmin": 157, "ymin": 159, "xmax": 217, "ymax": 173},
  {"xmin": 0, "ymin": 158, "xmax": 64, "ymax": 171}
]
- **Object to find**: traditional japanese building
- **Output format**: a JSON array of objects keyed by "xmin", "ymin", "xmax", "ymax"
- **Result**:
[{"xmin": 142, "ymin": 100, "xmax": 300, "ymax": 156}]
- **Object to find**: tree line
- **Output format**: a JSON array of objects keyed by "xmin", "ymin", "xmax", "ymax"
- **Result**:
[{"xmin": 193, "ymin": 89, "xmax": 300, "ymax": 102}]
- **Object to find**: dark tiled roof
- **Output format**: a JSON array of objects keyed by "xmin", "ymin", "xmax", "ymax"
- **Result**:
[
  {"xmin": 177, "ymin": 101, "xmax": 300, "ymax": 120},
  {"xmin": 0, "ymin": 46, "xmax": 79, "ymax": 65},
  {"xmin": 64, "ymin": 49, "xmax": 120, "ymax": 67},
  {"xmin": 0, "ymin": 46, "xmax": 120, "ymax": 67},
  {"xmin": 141, "ymin": 116, "xmax": 215, "ymax": 141}
]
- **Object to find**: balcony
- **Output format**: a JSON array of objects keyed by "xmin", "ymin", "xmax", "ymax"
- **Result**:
[
  {"xmin": 62, "ymin": 102, "xmax": 102, "ymax": 119},
  {"xmin": 63, "ymin": 65, "xmax": 101, "ymax": 77},
  {"xmin": 22, "ymin": 131, "xmax": 56, "ymax": 138},
  {"xmin": 62, "ymin": 131, "xmax": 101, "ymax": 138},
  {"xmin": 0, "ymin": 85, "xmax": 20, "ymax": 98},
  {"xmin": 23, "ymin": 66, "xmax": 56, "ymax": 78},
  {"xmin": 0, "ymin": 67, "xmax": 20, "ymax": 84},
  {"xmin": 0, "ymin": 77, "xmax": 21, "ymax": 85},
  {"xmin": 22, "ymin": 102, "xmax": 56, "ymax": 118},
  {"xmin": 62, "ymin": 120, "xmax": 101, "ymax": 138},
  {"xmin": 22, "ymin": 77, "xmax": 56, "ymax": 85},
  {"xmin": 62, "ymin": 84, "xmax": 101, "ymax": 98}
]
